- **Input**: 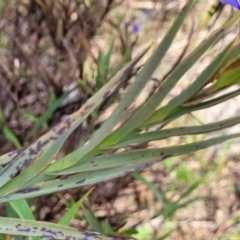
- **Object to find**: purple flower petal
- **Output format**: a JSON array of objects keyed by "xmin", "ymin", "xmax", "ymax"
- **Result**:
[
  {"xmin": 219, "ymin": 0, "xmax": 240, "ymax": 10},
  {"xmin": 133, "ymin": 23, "xmax": 141, "ymax": 34}
]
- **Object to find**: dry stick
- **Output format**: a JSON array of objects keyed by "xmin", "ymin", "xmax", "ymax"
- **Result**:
[
  {"xmin": 37, "ymin": 61, "xmax": 60, "ymax": 94},
  {"xmin": 79, "ymin": 26, "xmax": 98, "ymax": 65}
]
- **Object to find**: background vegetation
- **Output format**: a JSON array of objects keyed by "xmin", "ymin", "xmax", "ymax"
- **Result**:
[{"xmin": 0, "ymin": 0, "xmax": 240, "ymax": 239}]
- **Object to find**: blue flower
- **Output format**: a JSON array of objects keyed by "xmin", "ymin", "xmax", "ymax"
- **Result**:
[
  {"xmin": 218, "ymin": 0, "xmax": 240, "ymax": 10},
  {"xmin": 123, "ymin": 9, "xmax": 150, "ymax": 35},
  {"xmin": 133, "ymin": 23, "xmax": 141, "ymax": 34},
  {"xmin": 123, "ymin": 21, "xmax": 141, "ymax": 34}
]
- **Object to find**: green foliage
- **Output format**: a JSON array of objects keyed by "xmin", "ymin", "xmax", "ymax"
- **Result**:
[
  {"xmin": 0, "ymin": 107, "xmax": 22, "ymax": 149},
  {"xmin": 0, "ymin": 0, "xmax": 240, "ymax": 239},
  {"xmin": 132, "ymin": 172, "xmax": 164, "ymax": 203},
  {"xmin": 25, "ymin": 89, "xmax": 72, "ymax": 140},
  {"xmin": 96, "ymin": 40, "xmax": 115, "ymax": 89},
  {"xmin": 58, "ymin": 189, "xmax": 93, "ymax": 226}
]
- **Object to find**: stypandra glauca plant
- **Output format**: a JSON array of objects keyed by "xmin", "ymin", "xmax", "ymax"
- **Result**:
[{"xmin": 1, "ymin": 1, "xmax": 240, "ymax": 239}]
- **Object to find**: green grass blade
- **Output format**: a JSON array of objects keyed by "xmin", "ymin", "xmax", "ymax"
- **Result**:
[
  {"xmin": 46, "ymin": 0, "xmax": 195, "ymax": 173},
  {"xmin": 211, "ymin": 43, "xmax": 240, "ymax": 75},
  {"xmin": 103, "ymin": 220, "xmax": 113, "ymax": 235},
  {"xmin": 163, "ymin": 196, "xmax": 205, "ymax": 219},
  {"xmin": 82, "ymin": 206, "xmax": 104, "ymax": 233},
  {"xmin": 2, "ymin": 126, "xmax": 22, "ymax": 149},
  {"xmin": 177, "ymin": 177, "xmax": 206, "ymax": 203},
  {"xmin": 212, "ymin": 67, "xmax": 240, "ymax": 90},
  {"xmin": 1, "ymin": 167, "xmax": 134, "ymax": 201},
  {"xmin": 2, "ymin": 133, "xmax": 239, "ymax": 201},
  {"xmin": 190, "ymin": 67, "xmax": 240, "ymax": 104},
  {"xmin": 97, "ymin": 0, "xmax": 196, "ymax": 148},
  {"xmin": 0, "ymin": 217, "xmax": 126, "ymax": 240},
  {"xmin": 20, "ymin": 110, "xmax": 45, "ymax": 126},
  {"xmin": 48, "ymin": 125, "xmax": 240, "ymax": 175},
  {"xmin": 0, "ymin": 46, "xmax": 149, "ymax": 194},
  {"xmin": 132, "ymin": 172, "xmax": 164, "ymax": 203},
  {"xmin": 0, "ymin": 149, "xmax": 24, "ymax": 165},
  {"xmin": 96, "ymin": 51, "xmax": 105, "ymax": 89},
  {"xmin": 157, "ymin": 88, "xmax": 240, "ymax": 126},
  {"xmin": 58, "ymin": 188, "xmax": 93, "ymax": 226},
  {"xmin": 0, "ymin": 235, "xmax": 7, "ymax": 240},
  {"xmin": 109, "ymin": 47, "xmax": 131, "ymax": 78},
  {"xmin": 9, "ymin": 200, "xmax": 40, "ymax": 240},
  {"xmin": 0, "ymin": 104, "xmax": 21, "ymax": 149},
  {"xmin": 45, "ymin": 46, "xmax": 152, "ymax": 173},
  {"xmin": 113, "ymin": 115, "xmax": 240, "ymax": 147},
  {"xmin": 26, "ymin": 90, "xmax": 71, "ymax": 139},
  {"xmin": 142, "ymin": 38, "xmax": 235, "ymax": 126},
  {"xmin": 0, "ymin": 122, "xmax": 77, "ymax": 196},
  {"xmin": 5, "ymin": 203, "xmax": 25, "ymax": 240},
  {"xmin": 9, "ymin": 200, "xmax": 35, "ymax": 220},
  {"xmin": 96, "ymin": 40, "xmax": 114, "ymax": 89},
  {"xmin": 99, "ymin": 11, "xmax": 240, "ymax": 147}
]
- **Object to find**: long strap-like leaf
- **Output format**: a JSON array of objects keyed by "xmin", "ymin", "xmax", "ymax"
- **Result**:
[
  {"xmin": 46, "ymin": 0, "xmax": 196, "ymax": 173},
  {"xmin": 0, "ymin": 46, "xmax": 150, "ymax": 196}
]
